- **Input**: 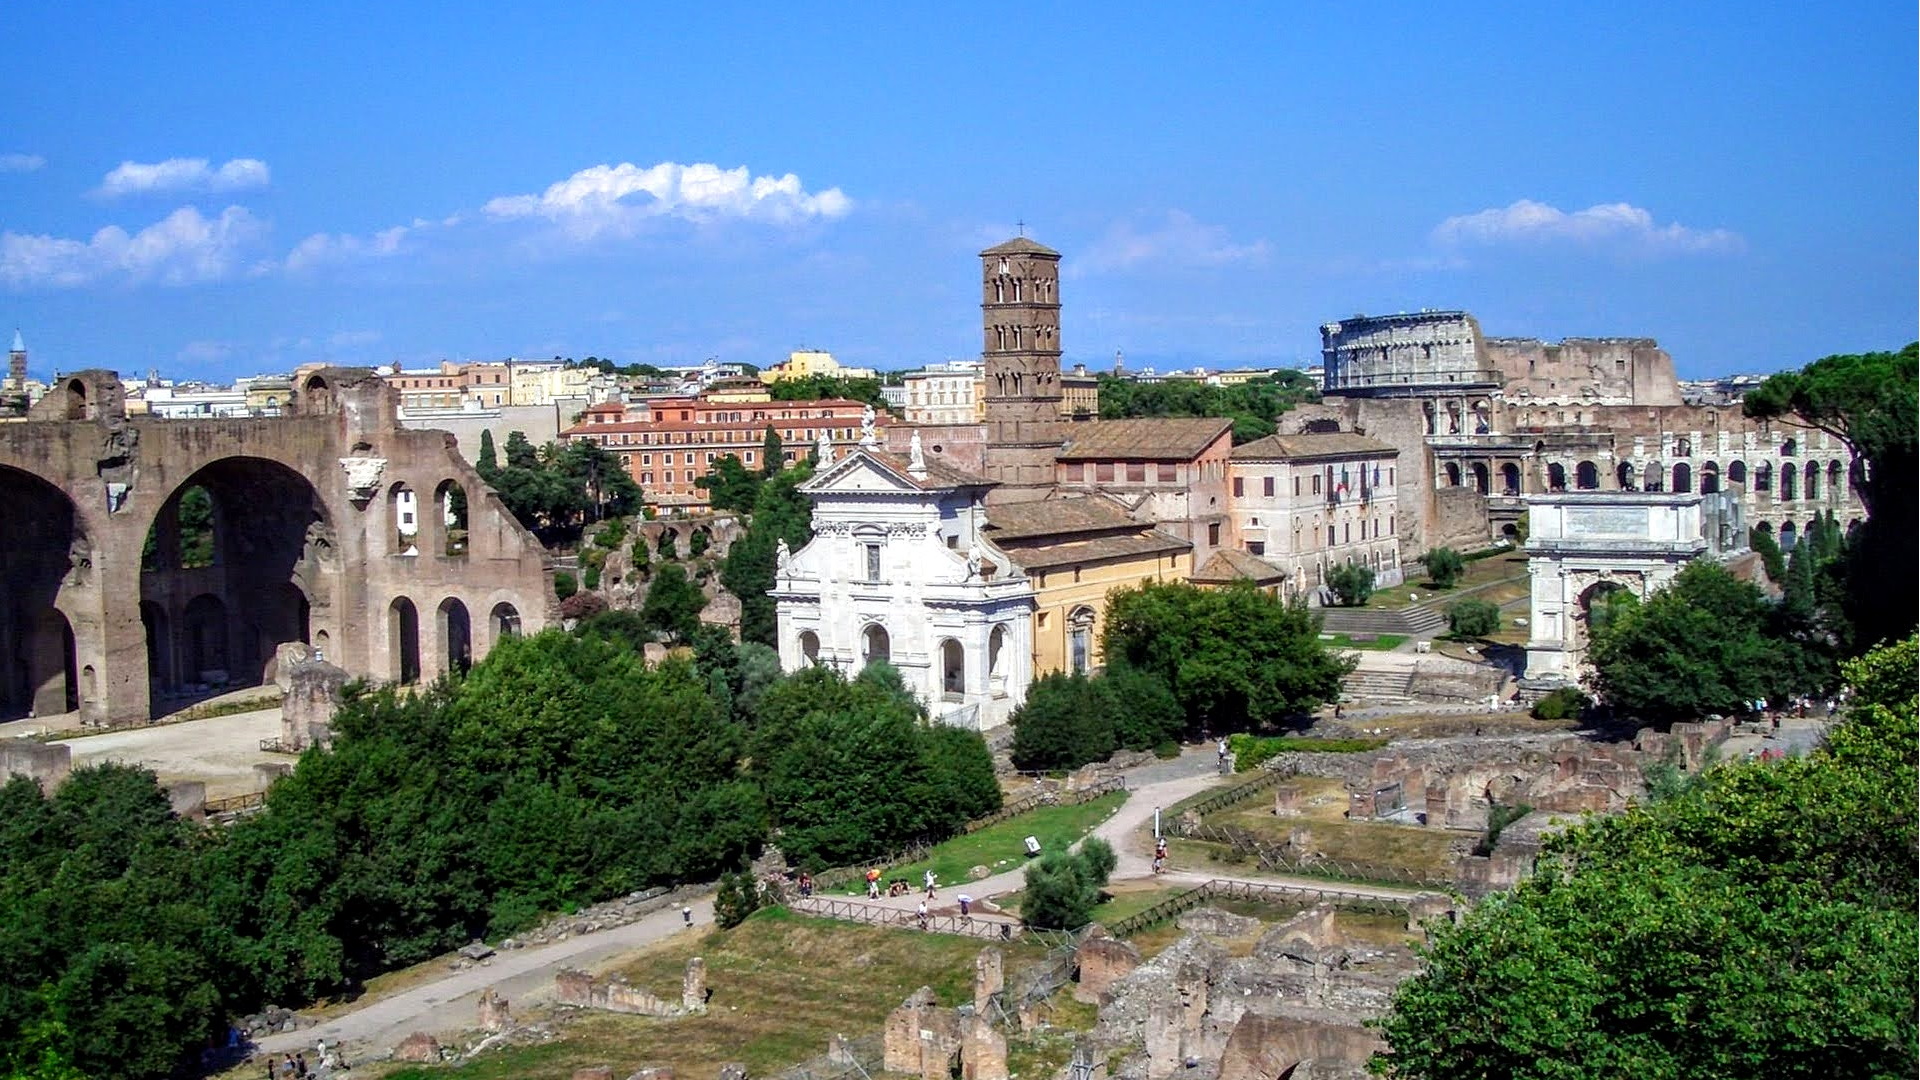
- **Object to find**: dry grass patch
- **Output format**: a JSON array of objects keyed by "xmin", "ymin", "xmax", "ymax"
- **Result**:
[
  {"xmin": 1215, "ymin": 804, "xmax": 1459, "ymax": 879},
  {"xmin": 375, "ymin": 908, "xmax": 1048, "ymax": 1079}
]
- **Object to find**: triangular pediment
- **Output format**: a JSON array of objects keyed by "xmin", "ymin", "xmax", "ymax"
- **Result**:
[{"xmin": 801, "ymin": 449, "xmax": 923, "ymax": 495}]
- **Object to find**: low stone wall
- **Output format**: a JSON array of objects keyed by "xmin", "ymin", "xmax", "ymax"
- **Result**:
[{"xmin": 0, "ymin": 738, "xmax": 70, "ymax": 789}]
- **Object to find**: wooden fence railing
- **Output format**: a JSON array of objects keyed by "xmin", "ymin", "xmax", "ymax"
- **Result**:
[
  {"xmin": 204, "ymin": 791, "xmax": 266, "ymax": 817},
  {"xmin": 788, "ymin": 896, "xmax": 1025, "ymax": 942},
  {"xmin": 1105, "ymin": 876, "xmax": 1413, "ymax": 938},
  {"xmin": 1176, "ymin": 820, "xmax": 1453, "ymax": 888}
]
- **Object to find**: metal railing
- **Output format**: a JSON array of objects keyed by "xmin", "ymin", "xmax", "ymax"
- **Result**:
[
  {"xmin": 1162, "ymin": 766, "xmax": 1291, "ymax": 821},
  {"xmin": 204, "ymin": 791, "xmax": 266, "ymax": 817}
]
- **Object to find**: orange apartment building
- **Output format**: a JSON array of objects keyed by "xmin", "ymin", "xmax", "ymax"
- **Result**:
[{"xmin": 563, "ymin": 392, "xmax": 884, "ymax": 509}]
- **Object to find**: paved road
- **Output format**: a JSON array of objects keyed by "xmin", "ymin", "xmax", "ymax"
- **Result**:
[{"xmin": 253, "ymin": 748, "xmax": 1244, "ymax": 1062}]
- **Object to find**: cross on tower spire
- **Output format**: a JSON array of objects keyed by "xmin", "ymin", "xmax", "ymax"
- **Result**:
[{"xmin": 1015, "ymin": 219, "xmax": 1025, "ymax": 237}]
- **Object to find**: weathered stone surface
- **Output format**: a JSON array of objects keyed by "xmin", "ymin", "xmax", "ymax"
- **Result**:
[
  {"xmin": 1404, "ymin": 893, "xmax": 1455, "ymax": 935},
  {"xmin": 1075, "ymin": 930, "xmax": 1142, "ymax": 1004},
  {"xmin": 1176, "ymin": 906, "xmax": 1262, "ymax": 939},
  {"xmin": 1217, "ymin": 1011, "xmax": 1382, "ymax": 1080},
  {"xmin": 163, "ymin": 780, "xmax": 206, "ymax": 821},
  {"xmin": 960, "ymin": 1015, "xmax": 1008, "ymax": 1080},
  {"xmin": 477, "ymin": 986, "xmax": 512, "ymax": 1032},
  {"xmin": 682, "ymin": 957, "xmax": 708, "ymax": 1012},
  {"xmin": 393, "ymin": 1032, "xmax": 440, "ymax": 1063},
  {"xmin": 459, "ymin": 941, "xmax": 496, "ymax": 961},
  {"xmin": 555, "ymin": 966, "xmax": 684, "ymax": 1017},
  {"xmin": 716, "ymin": 1064, "xmax": 748, "ymax": 1080},
  {"xmin": 0, "ymin": 739, "xmax": 69, "ymax": 789},
  {"xmin": 282, "ymin": 656, "xmax": 347, "ymax": 750},
  {"xmin": 627, "ymin": 1069, "xmax": 674, "ymax": 1080},
  {"xmin": 0, "ymin": 367, "xmax": 553, "ymax": 727},
  {"xmin": 973, "ymin": 947, "xmax": 1004, "ymax": 1012}
]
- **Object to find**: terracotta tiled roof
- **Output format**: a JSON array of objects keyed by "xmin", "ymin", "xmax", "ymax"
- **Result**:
[
  {"xmin": 1054, "ymin": 418, "xmax": 1234, "ymax": 461},
  {"xmin": 1230, "ymin": 431, "xmax": 1396, "ymax": 461},
  {"xmin": 803, "ymin": 447, "xmax": 994, "ymax": 493},
  {"xmin": 998, "ymin": 530, "xmax": 1191, "ymax": 572},
  {"xmin": 980, "ymin": 237, "xmax": 1060, "ymax": 257},
  {"xmin": 983, "ymin": 496, "xmax": 1140, "ymax": 540},
  {"xmin": 1190, "ymin": 548, "xmax": 1287, "ymax": 584}
]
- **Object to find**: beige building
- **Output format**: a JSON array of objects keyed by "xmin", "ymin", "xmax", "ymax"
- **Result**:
[
  {"xmin": 761, "ymin": 349, "xmax": 877, "ymax": 383},
  {"xmin": 901, "ymin": 361, "xmax": 984, "ymax": 425},
  {"xmin": 982, "ymin": 496, "xmax": 1191, "ymax": 676},
  {"xmin": 1227, "ymin": 432, "xmax": 1403, "ymax": 601}
]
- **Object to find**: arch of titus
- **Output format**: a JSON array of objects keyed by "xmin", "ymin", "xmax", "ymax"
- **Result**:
[{"xmin": 1522, "ymin": 491, "xmax": 1742, "ymax": 683}]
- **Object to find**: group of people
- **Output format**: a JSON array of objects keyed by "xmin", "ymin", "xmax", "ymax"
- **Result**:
[{"xmin": 267, "ymin": 1052, "xmax": 311, "ymax": 1077}]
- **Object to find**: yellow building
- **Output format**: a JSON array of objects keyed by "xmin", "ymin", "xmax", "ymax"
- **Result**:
[
  {"xmin": 1060, "ymin": 363, "xmax": 1100, "ymax": 419},
  {"xmin": 983, "ymin": 496, "xmax": 1192, "ymax": 676},
  {"xmin": 700, "ymin": 377, "xmax": 773, "ymax": 403},
  {"xmin": 761, "ymin": 349, "xmax": 878, "ymax": 383}
]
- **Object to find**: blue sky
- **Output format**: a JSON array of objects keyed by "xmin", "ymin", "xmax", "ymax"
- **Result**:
[{"xmin": 2, "ymin": 2, "xmax": 1913, "ymax": 382}]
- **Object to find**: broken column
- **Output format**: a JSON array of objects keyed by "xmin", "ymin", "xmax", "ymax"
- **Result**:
[
  {"xmin": 682, "ymin": 956, "xmax": 708, "ymax": 1013},
  {"xmin": 973, "ymin": 947, "xmax": 1003, "ymax": 1013},
  {"xmin": 281, "ymin": 655, "xmax": 348, "ymax": 751},
  {"xmin": 884, "ymin": 988, "xmax": 940, "ymax": 1074},
  {"xmin": 477, "ymin": 986, "xmax": 512, "ymax": 1032}
]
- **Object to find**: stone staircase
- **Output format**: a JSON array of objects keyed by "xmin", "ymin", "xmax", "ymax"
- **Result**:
[
  {"xmin": 1319, "ymin": 603, "xmax": 1447, "ymax": 638},
  {"xmin": 1340, "ymin": 668, "xmax": 1417, "ymax": 705}
]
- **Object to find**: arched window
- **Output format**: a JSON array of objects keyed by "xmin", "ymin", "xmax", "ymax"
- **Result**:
[
  {"xmin": 1470, "ymin": 462, "xmax": 1489, "ymax": 494},
  {"xmin": 1443, "ymin": 462, "xmax": 1461, "ymax": 488},
  {"xmin": 389, "ymin": 483, "xmax": 419, "ymax": 555},
  {"xmin": 389, "ymin": 597, "xmax": 420, "ymax": 684},
  {"xmin": 1500, "ymin": 463, "xmax": 1520, "ymax": 495},
  {"xmin": 941, "ymin": 639, "xmax": 965, "ymax": 699},
  {"xmin": 1547, "ymin": 463, "xmax": 1567, "ymax": 491},
  {"xmin": 435, "ymin": 480, "xmax": 468, "ymax": 556},
  {"xmin": 1616, "ymin": 462, "xmax": 1636, "ymax": 490},
  {"xmin": 1827, "ymin": 460, "xmax": 1844, "ymax": 500},
  {"xmin": 798, "ymin": 630, "xmax": 820, "ymax": 664},
  {"xmin": 1575, "ymin": 461, "xmax": 1599, "ymax": 490},
  {"xmin": 1781, "ymin": 437, "xmax": 1797, "ymax": 457},
  {"xmin": 1672, "ymin": 463, "xmax": 1692, "ymax": 494},
  {"xmin": 1728, "ymin": 460, "xmax": 1747, "ymax": 485},
  {"xmin": 1779, "ymin": 520, "xmax": 1798, "ymax": 549},
  {"xmin": 490, "ymin": 602, "xmax": 521, "ymax": 641},
  {"xmin": 1803, "ymin": 461, "xmax": 1819, "ymax": 501},
  {"xmin": 988, "ymin": 625, "xmax": 1007, "ymax": 685},
  {"xmin": 860, "ymin": 623, "xmax": 890, "ymax": 669},
  {"xmin": 1643, "ymin": 462, "xmax": 1664, "ymax": 492},
  {"xmin": 1780, "ymin": 465, "xmax": 1797, "ymax": 501},
  {"xmin": 1754, "ymin": 462, "xmax": 1771, "ymax": 492},
  {"xmin": 1067, "ymin": 606, "xmax": 1097, "ymax": 675},
  {"xmin": 1701, "ymin": 462, "xmax": 1720, "ymax": 493},
  {"xmin": 438, "ymin": 598, "xmax": 472, "ymax": 675}
]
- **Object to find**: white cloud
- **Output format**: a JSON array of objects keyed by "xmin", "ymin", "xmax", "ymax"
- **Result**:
[
  {"xmin": 483, "ymin": 161, "xmax": 851, "ymax": 239},
  {"xmin": 1431, "ymin": 199, "xmax": 1743, "ymax": 255},
  {"xmin": 285, "ymin": 221, "xmax": 419, "ymax": 272},
  {"xmin": 1079, "ymin": 211, "xmax": 1270, "ymax": 274},
  {"xmin": 0, "ymin": 153, "xmax": 45, "ymax": 173},
  {"xmin": 98, "ymin": 157, "xmax": 271, "ymax": 198},
  {"xmin": 0, "ymin": 206, "xmax": 268, "ymax": 288}
]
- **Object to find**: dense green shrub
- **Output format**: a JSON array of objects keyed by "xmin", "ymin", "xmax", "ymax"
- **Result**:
[
  {"xmin": 553, "ymin": 570, "xmax": 578, "ymax": 599},
  {"xmin": 1447, "ymin": 598, "xmax": 1501, "ymax": 638},
  {"xmin": 1228, "ymin": 733, "xmax": 1390, "ymax": 771},
  {"xmin": 1423, "ymin": 547, "xmax": 1465, "ymax": 588},
  {"xmin": 1327, "ymin": 562, "xmax": 1376, "ymax": 606},
  {"xmin": 1020, "ymin": 837, "xmax": 1117, "ymax": 931},
  {"xmin": 1530, "ymin": 686, "xmax": 1590, "ymax": 721},
  {"xmin": 1009, "ymin": 665, "xmax": 1183, "ymax": 771},
  {"xmin": 714, "ymin": 871, "xmax": 762, "ymax": 929}
]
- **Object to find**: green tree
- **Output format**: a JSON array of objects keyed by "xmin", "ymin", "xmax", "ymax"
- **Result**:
[
  {"xmin": 1020, "ymin": 837, "xmax": 1117, "ymax": 931},
  {"xmin": 713, "ymin": 871, "xmax": 762, "ymax": 929},
  {"xmin": 629, "ymin": 532, "xmax": 652, "ymax": 577},
  {"xmin": 689, "ymin": 527, "xmax": 710, "ymax": 557},
  {"xmin": 1446, "ymin": 598, "xmax": 1501, "ymax": 638},
  {"xmin": 553, "ymin": 570, "xmax": 577, "ymax": 600},
  {"xmin": 760, "ymin": 426, "xmax": 784, "ymax": 477},
  {"xmin": 1744, "ymin": 344, "xmax": 1917, "ymax": 648},
  {"xmin": 1750, "ymin": 525, "xmax": 1787, "ymax": 583},
  {"xmin": 1588, "ymin": 560, "xmax": 1827, "ymax": 724},
  {"xmin": 766, "ymin": 374, "xmax": 888, "ymax": 410},
  {"xmin": 1101, "ymin": 580, "xmax": 1354, "ymax": 734},
  {"xmin": 1326, "ymin": 562, "xmax": 1375, "ymax": 606},
  {"xmin": 1009, "ymin": 672, "xmax": 1111, "ymax": 771},
  {"xmin": 697, "ymin": 455, "xmax": 763, "ymax": 513},
  {"xmin": 1373, "ymin": 636, "xmax": 1919, "ymax": 1080},
  {"xmin": 476, "ymin": 429, "xmax": 499, "ymax": 479},
  {"xmin": 723, "ymin": 459, "xmax": 816, "ymax": 647},
  {"xmin": 640, "ymin": 563, "xmax": 707, "ymax": 643},
  {"xmin": 1422, "ymin": 546, "xmax": 1464, "ymax": 589}
]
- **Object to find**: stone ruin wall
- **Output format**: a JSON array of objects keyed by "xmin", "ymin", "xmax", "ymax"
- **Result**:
[{"xmin": 1482, "ymin": 337, "xmax": 1680, "ymax": 406}]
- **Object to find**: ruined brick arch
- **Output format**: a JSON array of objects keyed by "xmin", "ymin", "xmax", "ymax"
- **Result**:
[
  {"xmin": 0, "ymin": 465, "xmax": 90, "ymax": 720},
  {"xmin": 1574, "ymin": 460, "xmax": 1599, "ymax": 490},
  {"xmin": 1727, "ymin": 460, "xmax": 1747, "ymax": 485},
  {"xmin": 1616, "ymin": 461, "xmax": 1636, "ymax": 490},
  {"xmin": 1701, "ymin": 461, "xmax": 1720, "ymax": 493},
  {"xmin": 0, "ymin": 366, "xmax": 554, "ymax": 724}
]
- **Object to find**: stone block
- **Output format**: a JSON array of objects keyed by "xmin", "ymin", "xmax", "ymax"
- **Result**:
[
  {"xmin": 717, "ymin": 1064, "xmax": 748, "ymax": 1080},
  {"xmin": 1405, "ymin": 893, "xmax": 1455, "ymax": 934},
  {"xmin": 393, "ymin": 1032, "xmax": 439, "ymax": 1063},
  {"xmin": 555, "ymin": 968, "xmax": 594, "ymax": 1007},
  {"xmin": 683, "ymin": 956, "xmax": 708, "ymax": 1012},
  {"xmin": 1175, "ymin": 906, "xmax": 1262, "ymax": 939},
  {"xmin": 960, "ymin": 1015, "xmax": 1008, "ymax": 1080},
  {"xmin": 627, "ymin": 1070, "xmax": 674, "ymax": 1080},
  {"xmin": 973, "ymin": 947, "xmax": 1004, "ymax": 1012},
  {"xmin": 1272, "ymin": 784, "xmax": 1302, "ymax": 817},
  {"xmin": 477, "ymin": 986, "xmax": 512, "ymax": 1032},
  {"xmin": 164, "ymin": 780, "xmax": 206, "ymax": 821},
  {"xmin": 884, "ymin": 987, "xmax": 942, "ymax": 1074},
  {"xmin": 1074, "ymin": 931, "xmax": 1141, "ymax": 1004},
  {"xmin": 0, "ymin": 738, "xmax": 70, "ymax": 790},
  {"xmin": 282, "ymin": 657, "xmax": 347, "ymax": 751}
]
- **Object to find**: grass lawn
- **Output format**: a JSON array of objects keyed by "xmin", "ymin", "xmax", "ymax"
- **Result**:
[
  {"xmin": 1320, "ymin": 632, "xmax": 1409, "ymax": 651},
  {"xmin": 1365, "ymin": 551, "xmax": 1529, "ymax": 609},
  {"xmin": 858, "ymin": 790, "xmax": 1128, "ymax": 894},
  {"xmin": 375, "ymin": 909, "xmax": 1048, "ymax": 1080},
  {"xmin": 1215, "ymin": 801, "xmax": 1459, "ymax": 879}
]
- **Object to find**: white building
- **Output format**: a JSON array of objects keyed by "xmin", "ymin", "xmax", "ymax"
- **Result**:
[
  {"xmin": 771, "ymin": 439, "xmax": 1034, "ymax": 730},
  {"xmin": 900, "ymin": 360, "xmax": 984, "ymax": 425},
  {"xmin": 1226, "ymin": 432, "xmax": 1403, "ymax": 601}
]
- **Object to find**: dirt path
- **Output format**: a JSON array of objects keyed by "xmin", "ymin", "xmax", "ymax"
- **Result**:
[{"xmin": 54, "ymin": 708, "xmax": 284, "ymax": 798}]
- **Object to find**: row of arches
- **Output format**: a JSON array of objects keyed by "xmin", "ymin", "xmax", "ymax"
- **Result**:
[
  {"xmin": 1752, "ymin": 518, "xmax": 1863, "ymax": 552},
  {"xmin": 386, "ymin": 597, "xmax": 521, "ymax": 684},
  {"xmin": 1537, "ymin": 457, "xmax": 1848, "ymax": 500},
  {"xmin": 793, "ymin": 622, "xmax": 1018, "ymax": 693},
  {"xmin": 387, "ymin": 479, "xmax": 469, "ymax": 557}
]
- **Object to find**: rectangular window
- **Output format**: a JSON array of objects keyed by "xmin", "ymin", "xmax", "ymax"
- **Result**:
[
  {"xmin": 1065, "ymin": 462, "xmax": 1085, "ymax": 482},
  {"xmin": 641, "ymin": 473, "xmax": 652, "ymax": 484},
  {"xmin": 1327, "ymin": 526, "xmax": 1336, "ymax": 546},
  {"xmin": 1096, "ymin": 463, "xmax": 1115, "ymax": 482},
  {"xmin": 1208, "ymin": 522, "xmax": 1221, "ymax": 545},
  {"xmin": 1262, "ymin": 476, "xmax": 1275, "ymax": 497},
  {"xmin": 1247, "ymin": 541, "xmax": 1266, "ymax": 555},
  {"xmin": 1126, "ymin": 463, "xmax": 1146, "ymax": 483},
  {"xmin": 685, "ymin": 453, "xmax": 695, "ymax": 464},
  {"xmin": 641, "ymin": 454, "xmax": 652, "ymax": 465},
  {"xmin": 1311, "ymin": 474, "xmax": 1321, "ymax": 494},
  {"xmin": 706, "ymin": 452, "xmax": 716, "ymax": 463},
  {"xmin": 864, "ymin": 543, "xmax": 882, "ymax": 582},
  {"xmin": 1158, "ymin": 463, "xmax": 1176, "ymax": 483},
  {"xmin": 1233, "ymin": 477, "xmax": 1244, "ymax": 497},
  {"xmin": 1293, "ymin": 476, "xmax": 1300, "ymax": 496},
  {"xmin": 744, "ymin": 451, "xmax": 755, "ymax": 464},
  {"xmin": 1344, "ymin": 522, "xmax": 1351, "ymax": 544}
]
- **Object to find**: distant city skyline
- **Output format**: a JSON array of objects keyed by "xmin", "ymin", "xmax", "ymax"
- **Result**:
[{"xmin": 2, "ymin": 3, "xmax": 1913, "ymax": 384}]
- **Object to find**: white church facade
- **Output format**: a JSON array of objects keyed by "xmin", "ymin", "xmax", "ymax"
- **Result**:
[{"xmin": 771, "ymin": 436, "xmax": 1036, "ymax": 730}]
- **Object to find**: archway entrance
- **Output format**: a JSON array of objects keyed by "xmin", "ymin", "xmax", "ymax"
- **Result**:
[
  {"xmin": 390, "ymin": 598, "xmax": 421, "ymax": 684},
  {"xmin": 940, "ymin": 638, "xmax": 965, "ymax": 699},
  {"xmin": 860, "ymin": 623, "xmax": 890, "ymax": 669},
  {"xmin": 141, "ymin": 457, "xmax": 329, "ymax": 710},
  {"xmin": 439, "ymin": 598, "xmax": 472, "ymax": 675},
  {"xmin": 0, "ymin": 467, "xmax": 87, "ymax": 720}
]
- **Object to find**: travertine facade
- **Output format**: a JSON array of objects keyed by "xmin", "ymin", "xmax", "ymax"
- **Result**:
[
  {"xmin": 0, "ymin": 367, "xmax": 551, "ymax": 725},
  {"xmin": 1226, "ymin": 432, "xmax": 1403, "ymax": 600}
]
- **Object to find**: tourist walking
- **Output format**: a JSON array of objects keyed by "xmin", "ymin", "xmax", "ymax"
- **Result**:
[
  {"xmin": 958, "ymin": 893, "xmax": 972, "ymax": 917},
  {"xmin": 682, "ymin": 904, "xmax": 693, "ymax": 928},
  {"xmin": 866, "ymin": 867, "xmax": 882, "ymax": 899},
  {"xmin": 924, "ymin": 869, "xmax": 937, "ymax": 898},
  {"xmin": 917, "ymin": 900, "xmax": 929, "ymax": 931}
]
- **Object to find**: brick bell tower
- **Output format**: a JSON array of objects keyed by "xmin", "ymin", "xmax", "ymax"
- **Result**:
[{"xmin": 980, "ymin": 236, "xmax": 1065, "ymax": 501}]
